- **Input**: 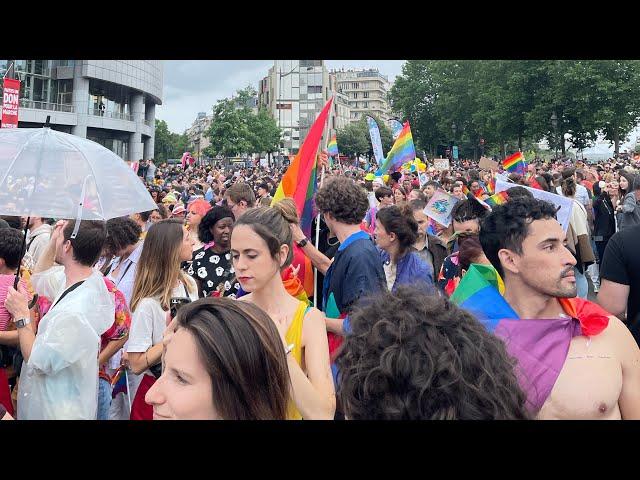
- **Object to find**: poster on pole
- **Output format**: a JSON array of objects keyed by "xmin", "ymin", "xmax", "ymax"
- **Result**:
[
  {"xmin": 479, "ymin": 156, "xmax": 499, "ymax": 171},
  {"xmin": 495, "ymin": 178, "xmax": 573, "ymax": 232},
  {"xmin": 366, "ymin": 116, "xmax": 385, "ymax": 165},
  {"xmin": 423, "ymin": 189, "xmax": 459, "ymax": 227},
  {"xmin": 1, "ymin": 78, "xmax": 20, "ymax": 129},
  {"xmin": 433, "ymin": 158, "xmax": 450, "ymax": 170}
]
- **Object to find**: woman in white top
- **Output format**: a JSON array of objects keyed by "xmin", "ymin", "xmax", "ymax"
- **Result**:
[{"xmin": 126, "ymin": 219, "xmax": 197, "ymax": 420}]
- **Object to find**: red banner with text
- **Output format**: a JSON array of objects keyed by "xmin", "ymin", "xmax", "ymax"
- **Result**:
[{"xmin": 1, "ymin": 78, "xmax": 20, "ymax": 128}]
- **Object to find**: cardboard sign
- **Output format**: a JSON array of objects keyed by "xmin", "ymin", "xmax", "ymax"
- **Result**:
[
  {"xmin": 433, "ymin": 158, "xmax": 450, "ymax": 170},
  {"xmin": 479, "ymin": 156, "xmax": 499, "ymax": 171},
  {"xmin": 423, "ymin": 189, "xmax": 459, "ymax": 227},
  {"xmin": 495, "ymin": 179, "xmax": 574, "ymax": 232}
]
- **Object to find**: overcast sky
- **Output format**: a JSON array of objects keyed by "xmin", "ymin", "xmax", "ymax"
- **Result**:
[{"xmin": 156, "ymin": 60, "xmax": 406, "ymax": 133}]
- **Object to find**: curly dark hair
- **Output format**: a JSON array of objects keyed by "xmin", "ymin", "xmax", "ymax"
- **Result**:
[
  {"xmin": 451, "ymin": 199, "xmax": 488, "ymax": 224},
  {"xmin": 198, "ymin": 206, "xmax": 235, "ymax": 244},
  {"xmin": 336, "ymin": 286, "xmax": 530, "ymax": 420},
  {"xmin": 315, "ymin": 176, "xmax": 369, "ymax": 225},
  {"xmin": 479, "ymin": 197, "xmax": 558, "ymax": 278},
  {"xmin": 505, "ymin": 186, "xmax": 534, "ymax": 200},
  {"xmin": 105, "ymin": 217, "xmax": 142, "ymax": 256}
]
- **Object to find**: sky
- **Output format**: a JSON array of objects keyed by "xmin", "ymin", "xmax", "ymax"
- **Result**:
[{"xmin": 156, "ymin": 60, "xmax": 406, "ymax": 133}]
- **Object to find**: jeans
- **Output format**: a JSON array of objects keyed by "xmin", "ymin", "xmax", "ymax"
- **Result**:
[
  {"xmin": 97, "ymin": 377, "xmax": 112, "ymax": 420},
  {"xmin": 575, "ymin": 266, "xmax": 589, "ymax": 299}
]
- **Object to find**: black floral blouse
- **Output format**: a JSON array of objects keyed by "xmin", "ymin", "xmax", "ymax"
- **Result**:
[{"xmin": 187, "ymin": 245, "xmax": 240, "ymax": 298}]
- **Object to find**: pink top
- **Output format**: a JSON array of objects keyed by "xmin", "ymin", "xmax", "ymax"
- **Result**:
[{"xmin": 0, "ymin": 274, "xmax": 26, "ymax": 331}]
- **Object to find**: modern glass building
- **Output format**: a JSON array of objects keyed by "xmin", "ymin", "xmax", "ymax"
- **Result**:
[{"xmin": 0, "ymin": 60, "xmax": 162, "ymax": 160}]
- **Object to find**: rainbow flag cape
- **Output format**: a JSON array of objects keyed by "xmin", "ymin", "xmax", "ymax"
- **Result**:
[
  {"xmin": 503, "ymin": 152, "xmax": 526, "ymax": 175},
  {"xmin": 375, "ymin": 121, "xmax": 415, "ymax": 176},
  {"xmin": 272, "ymin": 97, "xmax": 333, "ymax": 297},
  {"xmin": 484, "ymin": 190, "xmax": 509, "ymax": 207},
  {"xmin": 451, "ymin": 263, "xmax": 611, "ymax": 414},
  {"xmin": 327, "ymin": 136, "xmax": 339, "ymax": 157}
]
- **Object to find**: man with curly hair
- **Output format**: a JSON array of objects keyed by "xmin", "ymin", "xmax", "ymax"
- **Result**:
[
  {"xmin": 480, "ymin": 196, "xmax": 640, "ymax": 419},
  {"xmin": 314, "ymin": 177, "xmax": 386, "ymax": 356},
  {"xmin": 336, "ymin": 286, "xmax": 530, "ymax": 420}
]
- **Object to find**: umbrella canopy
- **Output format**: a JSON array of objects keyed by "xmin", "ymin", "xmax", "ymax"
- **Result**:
[{"xmin": 0, "ymin": 127, "xmax": 156, "ymax": 220}]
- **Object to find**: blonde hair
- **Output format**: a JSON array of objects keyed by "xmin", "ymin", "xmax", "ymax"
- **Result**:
[
  {"xmin": 271, "ymin": 197, "xmax": 299, "ymax": 225},
  {"xmin": 130, "ymin": 219, "xmax": 194, "ymax": 312}
]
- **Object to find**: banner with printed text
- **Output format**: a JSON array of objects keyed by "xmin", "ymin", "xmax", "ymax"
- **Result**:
[{"xmin": 1, "ymin": 78, "xmax": 20, "ymax": 128}]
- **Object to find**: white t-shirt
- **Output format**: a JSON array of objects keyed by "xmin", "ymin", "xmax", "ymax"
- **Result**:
[{"xmin": 126, "ymin": 278, "xmax": 198, "ymax": 377}]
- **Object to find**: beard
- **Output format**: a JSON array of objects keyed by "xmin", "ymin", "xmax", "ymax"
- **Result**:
[{"xmin": 526, "ymin": 266, "xmax": 577, "ymax": 299}]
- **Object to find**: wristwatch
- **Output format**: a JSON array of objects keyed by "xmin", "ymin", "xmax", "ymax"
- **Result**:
[
  {"xmin": 14, "ymin": 317, "xmax": 31, "ymax": 329},
  {"xmin": 296, "ymin": 237, "xmax": 309, "ymax": 248}
]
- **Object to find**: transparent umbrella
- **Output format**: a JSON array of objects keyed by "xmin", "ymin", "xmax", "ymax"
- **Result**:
[
  {"xmin": 0, "ymin": 127, "xmax": 156, "ymax": 220},
  {"xmin": 0, "ymin": 126, "xmax": 156, "ymax": 288}
]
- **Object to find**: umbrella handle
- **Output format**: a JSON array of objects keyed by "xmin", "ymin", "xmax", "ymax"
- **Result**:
[{"xmin": 13, "ymin": 217, "xmax": 29, "ymax": 290}]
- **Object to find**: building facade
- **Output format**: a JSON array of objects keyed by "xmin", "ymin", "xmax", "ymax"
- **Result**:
[
  {"xmin": 0, "ymin": 60, "xmax": 162, "ymax": 160},
  {"xmin": 333, "ymin": 68, "xmax": 391, "ymax": 124},
  {"xmin": 185, "ymin": 111, "xmax": 212, "ymax": 162},
  {"xmin": 258, "ymin": 60, "xmax": 331, "ymax": 155}
]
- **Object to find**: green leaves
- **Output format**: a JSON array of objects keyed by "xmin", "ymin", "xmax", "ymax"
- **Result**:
[
  {"xmin": 390, "ymin": 60, "xmax": 640, "ymax": 158},
  {"xmin": 154, "ymin": 119, "xmax": 188, "ymax": 162},
  {"xmin": 206, "ymin": 86, "xmax": 281, "ymax": 158}
]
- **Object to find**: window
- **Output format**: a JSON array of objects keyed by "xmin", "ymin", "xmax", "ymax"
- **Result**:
[
  {"xmin": 363, "ymin": 102, "xmax": 368, "ymax": 108},
  {"xmin": 307, "ymin": 86, "xmax": 322, "ymax": 94},
  {"xmin": 352, "ymin": 92, "xmax": 358, "ymax": 99},
  {"xmin": 363, "ymin": 91, "xmax": 369, "ymax": 98},
  {"xmin": 352, "ymin": 82, "xmax": 359, "ymax": 89}
]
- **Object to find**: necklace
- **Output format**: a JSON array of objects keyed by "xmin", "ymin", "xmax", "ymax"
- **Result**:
[{"xmin": 327, "ymin": 237, "xmax": 339, "ymax": 247}]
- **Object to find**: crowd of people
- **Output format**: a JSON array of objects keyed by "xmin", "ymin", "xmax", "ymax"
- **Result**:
[{"xmin": 1, "ymin": 151, "xmax": 640, "ymax": 420}]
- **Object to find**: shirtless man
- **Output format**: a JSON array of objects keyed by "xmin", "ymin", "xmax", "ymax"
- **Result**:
[{"xmin": 479, "ymin": 196, "xmax": 640, "ymax": 419}]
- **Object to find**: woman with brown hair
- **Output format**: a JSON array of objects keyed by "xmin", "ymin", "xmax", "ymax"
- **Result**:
[
  {"xmin": 126, "ymin": 219, "xmax": 198, "ymax": 420},
  {"xmin": 231, "ymin": 207, "xmax": 335, "ymax": 420},
  {"xmin": 146, "ymin": 298, "xmax": 290, "ymax": 420}
]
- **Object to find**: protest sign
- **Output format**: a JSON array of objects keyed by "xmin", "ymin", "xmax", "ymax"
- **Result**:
[
  {"xmin": 495, "ymin": 179, "xmax": 574, "ymax": 232},
  {"xmin": 423, "ymin": 189, "xmax": 459, "ymax": 227},
  {"xmin": 433, "ymin": 158, "xmax": 450, "ymax": 170},
  {"xmin": 479, "ymin": 157, "xmax": 499, "ymax": 171}
]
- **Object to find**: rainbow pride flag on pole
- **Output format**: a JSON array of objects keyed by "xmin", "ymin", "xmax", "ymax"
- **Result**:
[
  {"xmin": 272, "ymin": 97, "xmax": 333, "ymax": 297},
  {"xmin": 375, "ymin": 121, "xmax": 415, "ymax": 176},
  {"xmin": 327, "ymin": 135, "xmax": 339, "ymax": 157},
  {"xmin": 503, "ymin": 152, "xmax": 526, "ymax": 175}
]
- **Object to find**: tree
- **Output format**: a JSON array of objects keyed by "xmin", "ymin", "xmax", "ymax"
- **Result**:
[
  {"xmin": 336, "ymin": 122, "xmax": 368, "ymax": 158},
  {"xmin": 154, "ymin": 119, "xmax": 189, "ymax": 163},
  {"xmin": 248, "ymin": 107, "xmax": 281, "ymax": 165},
  {"xmin": 206, "ymin": 97, "xmax": 253, "ymax": 158}
]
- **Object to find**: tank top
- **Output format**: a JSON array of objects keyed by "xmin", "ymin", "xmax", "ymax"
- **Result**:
[{"xmin": 285, "ymin": 301, "xmax": 311, "ymax": 420}]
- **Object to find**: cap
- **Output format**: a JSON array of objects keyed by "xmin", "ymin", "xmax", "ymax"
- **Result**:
[
  {"xmin": 172, "ymin": 205, "xmax": 186, "ymax": 216},
  {"xmin": 365, "ymin": 173, "xmax": 375, "ymax": 181}
]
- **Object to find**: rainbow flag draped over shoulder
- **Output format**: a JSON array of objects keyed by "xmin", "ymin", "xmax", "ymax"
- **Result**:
[
  {"xmin": 451, "ymin": 263, "xmax": 611, "ymax": 414},
  {"xmin": 503, "ymin": 152, "xmax": 526, "ymax": 175},
  {"xmin": 375, "ymin": 121, "xmax": 415, "ymax": 176},
  {"xmin": 327, "ymin": 135, "xmax": 339, "ymax": 157}
]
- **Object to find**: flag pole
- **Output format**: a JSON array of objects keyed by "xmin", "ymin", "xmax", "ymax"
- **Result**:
[{"xmin": 313, "ymin": 98, "xmax": 333, "ymax": 308}]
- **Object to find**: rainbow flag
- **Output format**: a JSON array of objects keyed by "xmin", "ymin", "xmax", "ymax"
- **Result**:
[
  {"xmin": 375, "ymin": 121, "xmax": 415, "ymax": 176},
  {"xmin": 484, "ymin": 190, "xmax": 509, "ymax": 207},
  {"xmin": 487, "ymin": 176, "xmax": 496, "ymax": 194},
  {"xmin": 272, "ymin": 97, "xmax": 333, "ymax": 297},
  {"xmin": 503, "ymin": 152, "xmax": 526, "ymax": 175},
  {"xmin": 451, "ymin": 263, "xmax": 610, "ymax": 414},
  {"xmin": 327, "ymin": 136, "xmax": 339, "ymax": 157},
  {"xmin": 111, "ymin": 365, "xmax": 128, "ymax": 399}
]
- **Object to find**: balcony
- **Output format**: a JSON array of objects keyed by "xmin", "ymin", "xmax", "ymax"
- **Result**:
[
  {"xmin": 19, "ymin": 99, "xmax": 75, "ymax": 113},
  {"xmin": 144, "ymin": 118, "xmax": 154, "ymax": 127},
  {"xmin": 88, "ymin": 108, "xmax": 133, "ymax": 122}
]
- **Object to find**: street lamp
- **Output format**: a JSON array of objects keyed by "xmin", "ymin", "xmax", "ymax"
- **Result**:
[{"xmin": 550, "ymin": 111, "xmax": 558, "ymax": 159}]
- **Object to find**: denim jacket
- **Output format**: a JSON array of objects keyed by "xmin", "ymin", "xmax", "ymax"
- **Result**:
[{"xmin": 378, "ymin": 247, "xmax": 434, "ymax": 294}]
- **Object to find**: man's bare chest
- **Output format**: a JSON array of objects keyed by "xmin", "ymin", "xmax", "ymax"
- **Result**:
[{"xmin": 537, "ymin": 335, "xmax": 622, "ymax": 419}]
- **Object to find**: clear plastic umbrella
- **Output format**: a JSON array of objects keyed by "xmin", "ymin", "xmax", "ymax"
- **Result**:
[
  {"xmin": 0, "ymin": 126, "xmax": 156, "ymax": 288},
  {"xmin": 0, "ymin": 127, "xmax": 156, "ymax": 220}
]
